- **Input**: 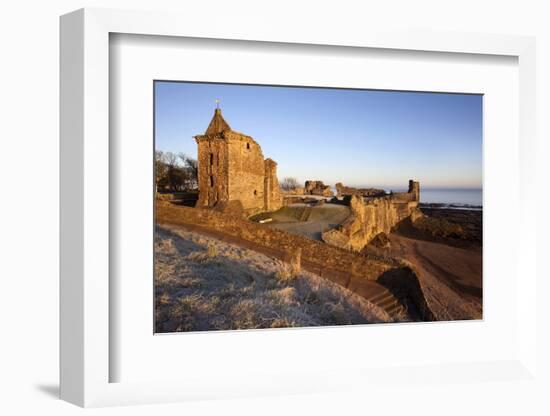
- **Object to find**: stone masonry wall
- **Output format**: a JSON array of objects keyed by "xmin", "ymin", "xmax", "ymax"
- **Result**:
[
  {"xmin": 304, "ymin": 180, "xmax": 334, "ymax": 197},
  {"xmin": 322, "ymin": 180, "xmax": 420, "ymax": 251},
  {"xmin": 156, "ymin": 200, "xmax": 396, "ymax": 283},
  {"xmin": 226, "ymin": 132, "xmax": 266, "ymax": 214},
  {"xmin": 156, "ymin": 200, "xmax": 434, "ymax": 322},
  {"xmin": 195, "ymin": 110, "xmax": 282, "ymax": 217},
  {"xmin": 335, "ymin": 182, "xmax": 386, "ymax": 198},
  {"xmin": 264, "ymin": 158, "xmax": 283, "ymax": 211},
  {"xmin": 195, "ymin": 137, "xmax": 229, "ymax": 208}
]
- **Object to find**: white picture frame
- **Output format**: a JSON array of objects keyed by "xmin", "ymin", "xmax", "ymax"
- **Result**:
[{"xmin": 60, "ymin": 7, "xmax": 538, "ymax": 408}]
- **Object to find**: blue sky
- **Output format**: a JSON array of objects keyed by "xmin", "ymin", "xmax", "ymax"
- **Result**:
[{"xmin": 154, "ymin": 81, "xmax": 482, "ymax": 189}]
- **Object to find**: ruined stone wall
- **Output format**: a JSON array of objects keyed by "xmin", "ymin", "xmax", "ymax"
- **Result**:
[
  {"xmin": 408, "ymin": 179, "xmax": 420, "ymax": 201},
  {"xmin": 322, "ymin": 181, "xmax": 420, "ymax": 251},
  {"xmin": 264, "ymin": 158, "xmax": 283, "ymax": 211},
  {"xmin": 157, "ymin": 200, "xmax": 434, "ymax": 321},
  {"xmin": 195, "ymin": 137, "xmax": 229, "ymax": 209},
  {"xmin": 226, "ymin": 132, "xmax": 265, "ymax": 214},
  {"xmin": 335, "ymin": 182, "xmax": 386, "ymax": 198},
  {"xmin": 156, "ymin": 200, "xmax": 395, "ymax": 282},
  {"xmin": 304, "ymin": 180, "xmax": 334, "ymax": 197}
]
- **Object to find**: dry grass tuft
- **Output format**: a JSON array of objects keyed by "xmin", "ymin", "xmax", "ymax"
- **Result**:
[
  {"xmin": 207, "ymin": 244, "xmax": 218, "ymax": 258},
  {"xmin": 185, "ymin": 244, "xmax": 219, "ymax": 263},
  {"xmin": 155, "ymin": 224, "xmax": 390, "ymax": 333},
  {"xmin": 274, "ymin": 262, "xmax": 299, "ymax": 283}
]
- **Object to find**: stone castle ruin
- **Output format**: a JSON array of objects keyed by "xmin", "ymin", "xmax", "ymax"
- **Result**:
[
  {"xmin": 153, "ymin": 103, "xmax": 474, "ymax": 323},
  {"xmin": 192, "ymin": 106, "xmax": 422, "ymax": 252},
  {"xmin": 322, "ymin": 180, "xmax": 421, "ymax": 251},
  {"xmin": 195, "ymin": 107, "xmax": 282, "ymax": 216}
]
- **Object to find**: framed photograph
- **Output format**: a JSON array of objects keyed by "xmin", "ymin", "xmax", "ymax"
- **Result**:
[
  {"xmin": 153, "ymin": 81, "xmax": 482, "ymax": 331},
  {"xmin": 60, "ymin": 8, "xmax": 538, "ymax": 408}
]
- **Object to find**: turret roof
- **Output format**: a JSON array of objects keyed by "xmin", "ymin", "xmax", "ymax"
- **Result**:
[{"xmin": 205, "ymin": 108, "xmax": 231, "ymax": 135}]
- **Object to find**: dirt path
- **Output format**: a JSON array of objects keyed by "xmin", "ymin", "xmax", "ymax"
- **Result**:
[{"xmin": 387, "ymin": 234, "xmax": 482, "ymax": 319}]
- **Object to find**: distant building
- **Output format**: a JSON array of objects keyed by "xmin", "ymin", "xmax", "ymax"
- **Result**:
[{"xmin": 194, "ymin": 107, "xmax": 282, "ymax": 216}]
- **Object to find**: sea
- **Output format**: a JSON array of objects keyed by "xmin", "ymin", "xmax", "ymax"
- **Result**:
[
  {"xmin": 419, "ymin": 188, "xmax": 482, "ymax": 209},
  {"xmin": 354, "ymin": 186, "xmax": 483, "ymax": 209}
]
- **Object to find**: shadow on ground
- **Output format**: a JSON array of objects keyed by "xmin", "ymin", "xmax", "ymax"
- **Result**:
[{"xmin": 34, "ymin": 383, "xmax": 59, "ymax": 399}]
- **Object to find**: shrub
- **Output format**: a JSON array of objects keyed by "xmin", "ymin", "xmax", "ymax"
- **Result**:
[
  {"xmin": 275, "ymin": 262, "xmax": 299, "ymax": 283},
  {"xmin": 186, "ymin": 244, "xmax": 219, "ymax": 263},
  {"xmin": 207, "ymin": 244, "xmax": 218, "ymax": 258}
]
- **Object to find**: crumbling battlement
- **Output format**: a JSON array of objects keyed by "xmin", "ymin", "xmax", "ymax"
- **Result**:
[{"xmin": 322, "ymin": 180, "xmax": 421, "ymax": 251}]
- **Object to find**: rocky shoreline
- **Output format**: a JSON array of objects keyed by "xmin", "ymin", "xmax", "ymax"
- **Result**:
[
  {"xmin": 419, "ymin": 202, "xmax": 482, "ymax": 211},
  {"xmin": 419, "ymin": 206, "xmax": 483, "ymax": 244}
]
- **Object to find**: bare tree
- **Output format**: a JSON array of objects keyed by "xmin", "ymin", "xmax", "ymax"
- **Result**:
[
  {"xmin": 155, "ymin": 151, "xmax": 199, "ymax": 192},
  {"xmin": 281, "ymin": 177, "xmax": 299, "ymax": 191},
  {"xmin": 163, "ymin": 151, "xmax": 178, "ymax": 168},
  {"xmin": 155, "ymin": 151, "xmax": 169, "ymax": 192},
  {"xmin": 178, "ymin": 153, "xmax": 198, "ymax": 189}
]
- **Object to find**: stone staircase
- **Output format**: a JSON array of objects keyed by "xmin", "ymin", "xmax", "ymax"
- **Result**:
[
  {"xmin": 351, "ymin": 279, "xmax": 406, "ymax": 319},
  {"xmin": 368, "ymin": 287, "xmax": 405, "ymax": 317},
  {"xmin": 298, "ymin": 206, "xmax": 312, "ymax": 222}
]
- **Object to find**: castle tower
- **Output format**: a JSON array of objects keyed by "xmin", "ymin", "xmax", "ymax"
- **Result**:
[
  {"xmin": 408, "ymin": 179, "xmax": 420, "ymax": 202},
  {"xmin": 194, "ymin": 106, "xmax": 282, "ymax": 215}
]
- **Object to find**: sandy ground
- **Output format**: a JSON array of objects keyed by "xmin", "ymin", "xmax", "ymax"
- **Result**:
[
  {"xmin": 155, "ymin": 224, "xmax": 390, "ymax": 333},
  {"xmin": 265, "ymin": 203, "xmax": 350, "ymax": 240},
  {"xmin": 385, "ymin": 234, "xmax": 482, "ymax": 320}
]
